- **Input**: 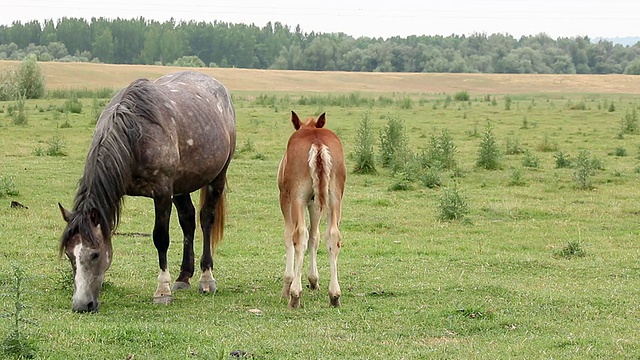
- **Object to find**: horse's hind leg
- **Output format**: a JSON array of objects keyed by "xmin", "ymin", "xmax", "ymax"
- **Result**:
[
  {"xmin": 198, "ymin": 173, "xmax": 227, "ymax": 293},
  {"xmin": 172, "ymin": 194, "xmax": 196, "ymax": 291}
]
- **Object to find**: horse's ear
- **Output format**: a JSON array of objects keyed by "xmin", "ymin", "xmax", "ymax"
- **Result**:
[
  {"xmin": 291, "ymin": 111, "xmax": 301, "ymax": 130},
  {"xmin": 89, "ymin": 208, "xmax": 100, "ymax": 227},
  {"xmin": 58, "ymin": 203, "xmax": 72, "ymax": 223},
  {"xmin": 316, "ymin": 113, "xmax": 326, "ymax": 128}
]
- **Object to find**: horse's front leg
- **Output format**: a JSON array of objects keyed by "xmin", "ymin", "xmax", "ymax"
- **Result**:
[
  {"xmin": 152, "ymin": 195, "xmax": 173, "ymax": 304},
  {"xmin": 172, "ymin": 194, "xmax": 196, "ymax": 291}
]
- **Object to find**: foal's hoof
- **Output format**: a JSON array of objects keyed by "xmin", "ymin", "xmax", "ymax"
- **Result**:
[
  {"xmin": 199, "ymin": 280, "xmax": 217, "ymax": 294},
  {"xmin": 172, "ymin": 281, "xmax": 191, "ymax": 291},
  {"xmin": 153, "ymin": 295, "xmax": 172, "ymax": 305},
  {"xmin": 288, "ymin": 296, "xmax": 301, "ymax": 309},
  {"xmin": 329, "ymin": 296, "xmax": 341, "ymax": 307}
]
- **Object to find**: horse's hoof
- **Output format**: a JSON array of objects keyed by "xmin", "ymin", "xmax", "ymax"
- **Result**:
[
  {"xmin": 329, "ymin": 296, "xmax": 341, "ymax": 307},
  {"xmin": 172, "ymin": 281, "xmax": 191, "ymax": 291},
  {"xmin": 199, "ymin": 280, "xmax": 217, "ymax": 294},
  {"xmin": 153, "ymin": 295, "xmax": 172, "ymax": 305}
]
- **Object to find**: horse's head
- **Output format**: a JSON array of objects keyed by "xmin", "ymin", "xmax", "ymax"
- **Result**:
[
  {"xmin": 58, "ymin": 203, "xmax": 112, "ymax": 313},
  {"xmin": 291, "ymin": 111, "xmax": 326, "ymax": 130}
]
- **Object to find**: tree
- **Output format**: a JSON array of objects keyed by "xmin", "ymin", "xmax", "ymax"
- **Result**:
[
  {"xmin": 92, "ymin": 29, "xmax": 114, "ymax": 63},
  {"xmin": 624, "ymin": 58, "xmax": 640, "ymax": 75},
  {"xmin": 17, "ymin": 54, "xmax": 45, "ymax": 99}
]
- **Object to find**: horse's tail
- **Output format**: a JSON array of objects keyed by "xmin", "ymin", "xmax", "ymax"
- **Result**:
[
  {"xmin": 199, "ymin": 181, "xmax": 226, "ymax": 251},
  {"xmin": 309, "ymin": 142, "xmax": 332, "ymax": 213}
]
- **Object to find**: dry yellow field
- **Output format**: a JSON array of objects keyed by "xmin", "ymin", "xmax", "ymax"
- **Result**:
[{"xmin": 1, "ymin": 60, "xmax": 639, "ymax": 94}]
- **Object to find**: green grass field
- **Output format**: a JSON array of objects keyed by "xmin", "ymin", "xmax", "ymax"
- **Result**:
[{"xmin": 1, "ymin": 75, "xmax": 640, "ymax": 359}]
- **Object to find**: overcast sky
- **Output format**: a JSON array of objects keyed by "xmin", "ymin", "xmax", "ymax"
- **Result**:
[{"xmin": 1, "ymin": 0, "xmax": 638, "ymax": 39}]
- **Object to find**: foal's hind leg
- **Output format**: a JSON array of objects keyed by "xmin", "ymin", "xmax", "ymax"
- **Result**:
[
  {"xmin": 172, "ymin": 194, "xmax": 196, "ymax": 291},
  {"xmin": 326, "ymin": 196, "xmax": 343, "ymax": 307},
  {"xmin": 198, "ymin": 175, "xmax": 226, "ymax": 293},
  {"xmin": 307, "ymin": 203, "xmax": 322, "ymax": 291}
]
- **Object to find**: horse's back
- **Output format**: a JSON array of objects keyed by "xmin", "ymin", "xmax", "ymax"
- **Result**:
[{"xmin": 125, "ymin": 72, "xmax": 236, "ymax": 196}]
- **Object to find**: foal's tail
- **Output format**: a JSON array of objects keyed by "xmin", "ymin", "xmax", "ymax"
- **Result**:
[
  {"xmin": 309, "ymin": 142, "xmax": 332, "ymax": 213},
  {"xmin": 200, "ymin": 182, "xmax": 227, "ymax": 251}
]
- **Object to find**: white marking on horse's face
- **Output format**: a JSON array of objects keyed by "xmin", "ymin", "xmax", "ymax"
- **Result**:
[
  {"xmin": 72, "ymin": 243, "xmax": 88, "ymax": 302},
  {"xmin": 70, "ymin": 242, "xmax": 105, "ymax": 312},
  {"xmin": 187, "ymin": 139, "xmax": 194, "ymax": 146}
]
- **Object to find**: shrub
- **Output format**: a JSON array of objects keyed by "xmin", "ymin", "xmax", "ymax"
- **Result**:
[
  {"xmin": 63, "ymin": 97, "xmax": 83, "ymax": 114},
  {"xmin": 420, "ymin": 168, "xmax": 442, "ymax": 188},
  {"xmin": 10, "ymin": 94, "xmax": 28, "ymax": 125},
  {"xmin": 0, "ymin": 175, "xmax": 19, "ymax": 197},
  {"xmin": 425, "ymin": 129, "xmax": 457, "ymax": 170},
  {"xmin": 504, "ymin": 96, "xmax": 512, "ymax": 110},
  {"xmin": 536, "ymin": 135, "xmax": 558, "ymax": 152},
  {"xmin": 574, "ymin": 150, "xmax": 595, "ymax": 190},
  {"xmin": 379, "ymin": 115, "xmax": 409, "ymax": 171},
  {"xmin": 613, "ymin": 147, "xmax": 627, "ymax": 157},
  {"xmin": 2, "ymin": 265, "xmax": 38, "ymax": 359},
  {"xmin": 438, "ymin": 183, "xmax": 469, "ymax": 221},
  {"xmin": 505, "ymin": 138, "xmax": 524, "ymax": 155},
  {"xmin": 453, "ymin": 91, "xmax": 470, "ymax": 101},
  {"xmin": 554, "ymin": 241, "xmax": 586, "ymax": 259},
  {"xmin": 522, "ymin": 150, "xmax": 540, "ymax": 168},
  {"xmin": 554, "ymin": 151, "xmax": 572, "ymax": 168},
  {"xmin": 352, "ymin": 112, "xmax": 377, "ymax": 174},
  {"xmin": 170, "ymin": 55, "xmax": 206, "ymax": 67},
  {"xmin": 508, "ymin": 167, "xmax": 526, "ymax": 186},
  {"xmin": 476, "ymin": 122, "xmax": 501, "ymax": 170}
]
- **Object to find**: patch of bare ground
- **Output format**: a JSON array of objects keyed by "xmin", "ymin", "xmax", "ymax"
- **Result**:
[{"xmin": 1, "ymin": 60, "xmax": 638, "ymax": 94}]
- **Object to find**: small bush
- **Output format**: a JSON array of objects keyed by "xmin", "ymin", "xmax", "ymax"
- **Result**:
[
  {"xmin": 536, "ymin": 135, "xmax": 558, "ymax": 152},
  {"xmin": 608, "ymin": 102, "xmax": 616, "ymax": 112},
  {"xmin": 613, "ymin": 147, "xmax": 627, "ymax": 157},
  {"xmin": 379, "ymin": 115, "xmax": 409, "ymax": 171},
  {"xmin": 2, "ymin": 265, "xmax": 38, "ymax": 359},
  {"xmin": 453, "ymin": 91, "xmax": 470, "ymax": 101},
  {"xmin": 438, "ymin": 183, "xmax": 469, "ymax": 221},
  {"xmin": 522, "ymin": 150, "xmax": 540, "ymax": 168},
  {"xmin": 505, "ymin": 138, "xmax": 524, "ymax": 155},
  {"xmin": 425, "ymin": 129, "xmax": 457, "ymax": 170},
  {"xmin": 504, "ymin": 96, "xmax": 512, "ymax": 110},
  {"xmin": 44, "ymin": 136, "xmax": 67, "ymax": 157},
  {"xmin": 554, "ymin": 241, "xmax": 586, "ymax": 259},
  {"xmin": 554, "ymin": 151, "xmax": 572, "ymax": 168},
  {"xmin": 420, "ymin": 168, "xmax": 442, "ymax": 189},
  {"xmin": 574, "ymin": 150, "xmax": 595, "ymax": 190},
  {"xmin": 508, "ymin": 167, "xmax": 526, "ymax": 186},
  {"xmin": 0, "ymin": 175, "xmax": 19, "ymax": 197},
  {"xmin": 10, "ymin": 95, "xmax": 28, "ymax": 125},
  {"xmin": 476, "ymin": 122, "xmax": 501, "ymax": 170},
  {"xmin": 352, "ymin": 112, "xmax": 377, "ymax": 174},
  {"xmin": 63, "ymin": 97, "xmax": 83, "ymax": 114}
]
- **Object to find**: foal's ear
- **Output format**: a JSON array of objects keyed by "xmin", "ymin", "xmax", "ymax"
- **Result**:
[
  {"xmin": 291, "ymin": 111, "xmax": 301, "ymax": 130},
  {"xmin": 58, "ymin": 203, "xmax": 72, "ymax": 223},
  {"xmin": 316, "ymin": 113, "xmax": 326, "ymax": 128}
]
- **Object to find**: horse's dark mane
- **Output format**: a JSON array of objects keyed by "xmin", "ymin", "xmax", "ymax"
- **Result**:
[{"xmin": 59, "ymin": 78, "xmax": 163, "ymax": 253}]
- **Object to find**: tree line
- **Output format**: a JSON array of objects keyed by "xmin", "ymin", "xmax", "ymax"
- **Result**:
[{"xmin": 1, "ymin": 17, "xmax": 640, "ymax": 74}]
